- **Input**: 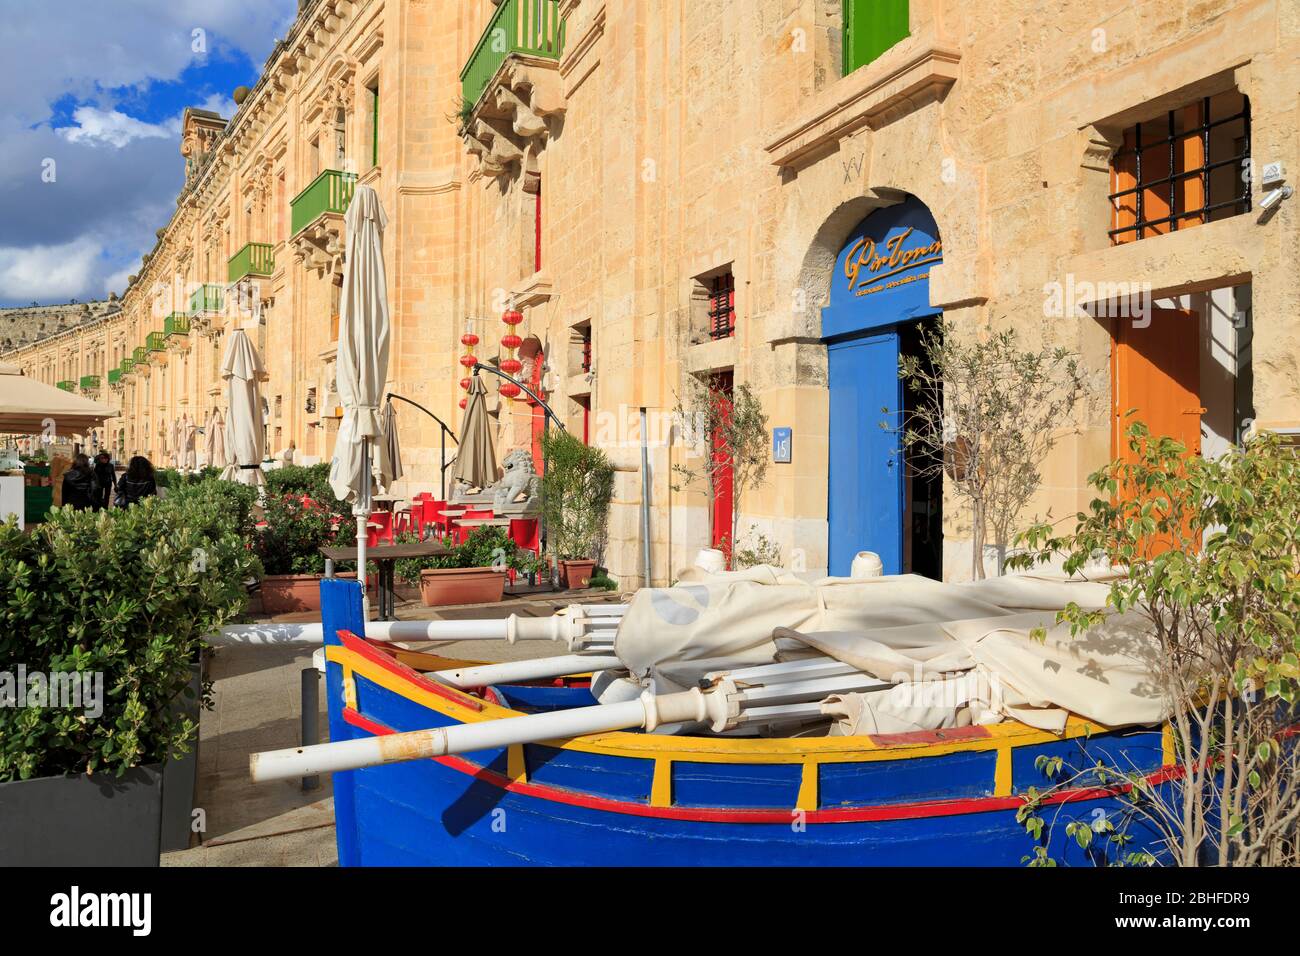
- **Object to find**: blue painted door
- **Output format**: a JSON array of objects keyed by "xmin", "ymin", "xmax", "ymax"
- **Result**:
[{"xmin": 828, "ymin": 331, "xmax": 903, "ymax": 576}]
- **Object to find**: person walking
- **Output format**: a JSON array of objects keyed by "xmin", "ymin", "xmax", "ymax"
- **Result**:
[
  {"xmin": 114, "ymin": 456, "xmax": 158, "ymax": 508},
  {"xmin": 60, "ymin": 454, "xmax": 99, "ymax": 512},
  {"xmin": 93, "ymin": 452, "xmax": 116, "ymax": 510}
]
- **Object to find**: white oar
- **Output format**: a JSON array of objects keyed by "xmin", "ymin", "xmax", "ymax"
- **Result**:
[
  {"xmin": 208, "ymin": 603, "xmax": 626, "ymax": 648},
  {"xmin": 250, "ymin": 671, "xmax": 891, "ymax": 783},
  {"xmin": 431, "ymin": 654, "xmax": 621, "ymax": 689}
]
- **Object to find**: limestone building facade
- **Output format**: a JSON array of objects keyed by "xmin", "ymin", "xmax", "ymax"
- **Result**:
[{"xmin": 5, "ymin": 0, "xmax": 1298, "ymax": 586}]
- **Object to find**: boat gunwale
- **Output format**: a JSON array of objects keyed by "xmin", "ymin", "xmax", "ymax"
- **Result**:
[{"xmin": 332, "ymin": 631, "xmax": 1163, "ymax": 765}]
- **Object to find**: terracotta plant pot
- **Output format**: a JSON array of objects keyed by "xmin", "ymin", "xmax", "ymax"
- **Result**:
[
  {"xmin": 418, "ymin": 567, "xmax": 507, "ymax": 607},
  {"xmin": 260, "ymin": 572, "xmax": 367, "ymax": 614},
  {"xmin": 560, "ymin": 559, "xmax": 598, "ymax": 589}
]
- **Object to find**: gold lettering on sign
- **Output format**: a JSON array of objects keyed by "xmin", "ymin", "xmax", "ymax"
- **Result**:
[{"xmin": 843, "ymin": 227, "xmax": 943, "ymax": 297}]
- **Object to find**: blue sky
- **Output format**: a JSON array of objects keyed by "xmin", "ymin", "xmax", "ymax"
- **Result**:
[{"xmin": 0, "ymin": 0, "xmax": 300, "ymax": 308}]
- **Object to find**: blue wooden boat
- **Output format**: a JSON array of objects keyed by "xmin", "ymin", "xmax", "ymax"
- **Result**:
[{"xmin": 320, "ymin": 579, "xmax": 1176, "ymax": 866}]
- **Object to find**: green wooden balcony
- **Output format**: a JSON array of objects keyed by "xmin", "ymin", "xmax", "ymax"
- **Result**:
[
  {"xmin": 133, "ymin": 346, "xmax": 149, "ymax": 367},
  {"xmin": 107, "ymin": 368, "xmax": 122, "ymax": 386},
  {"xmin": 189, "ymin": 283, "xmax": 224, "ymax": 315},
  {"xmin": 120, "ymin": 357, "xmax": 135, "ymax": 375},
  {"xmin": 461, "ymin": 0, "xmax": 566, "ymax": 110},
  {"xmin": 79, "ymin": 375, "xmax": 100, "ymax": 390},
  {"xmin": 56, "ymin": 380, "xmax": 75, "ymax": 392},
  {"xmin": 165, "ymin": 313, "xmax": 191, "ymax": 337},
  {"xmin": 147, "ymin": 331, "xmax": 167, "ymax": 352},
  {"xmin": 291, "ymin": 170, "xmax": 356, "ymax": 236},
  {"xmin": 228, "ymin": 242, "xmax": 275, "ymax": 283}
]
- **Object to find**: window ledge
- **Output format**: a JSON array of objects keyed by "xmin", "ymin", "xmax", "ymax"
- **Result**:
[
  {"xmin": 684, "ymin": 336, "xmax": 737, "ymax": 378},
  {"xmin": 765, "ymin": 44, "xmax": 961, "ymax": 170}
]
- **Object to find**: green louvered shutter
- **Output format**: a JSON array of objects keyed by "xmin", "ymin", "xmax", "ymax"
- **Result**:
[{"xmin": 843, "ymin": 0, "xmax": 910, "ymax": 76}]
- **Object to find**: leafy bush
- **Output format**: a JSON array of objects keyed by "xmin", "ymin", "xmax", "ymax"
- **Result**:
[
  {"xmin": 253, "ymin": 494, "xmax": 343, "ymax": 576},
  {"xmin": 164, "ymin": 478, "xmax": 260, "ymax": 541},
  {"xmin": 155, "ymin": 466, "xmax": 220, "ymax": 489},
  {"xmin": 1010, "ymin": 424, "xmax": 1300, "ymax": 866},
  {"xmin": 0, "ymin": 494, "xmax": 259, "ymax": 781},
  {"xmin": 394, "ymin": 527, "xmax": 541, "ymax": 585},
  {"xmin": 264, "ymin": 463, "xmax": 349, "ymax": 516},
  {"xmin": 540, "ymin": 431, "xmax": 615, "ymax": 561}
]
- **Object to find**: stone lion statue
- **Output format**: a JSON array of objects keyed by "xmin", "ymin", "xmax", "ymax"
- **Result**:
[{"xmin": 493, "ymin": 449, "xmax": 541, "ymax": 512}]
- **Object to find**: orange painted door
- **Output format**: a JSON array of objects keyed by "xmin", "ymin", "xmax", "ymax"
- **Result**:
[{"xmin": 1113, "ymin": 308, "xmax": 1202, "ymax": 555}]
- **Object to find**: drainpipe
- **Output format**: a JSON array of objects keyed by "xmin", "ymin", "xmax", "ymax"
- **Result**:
[{"xmin": 640, "ymin": 407, "xmax": 652, "ymax": 588}]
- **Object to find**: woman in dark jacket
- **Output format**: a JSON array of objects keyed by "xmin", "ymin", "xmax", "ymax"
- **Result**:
[
  {"xmin": 114, "ymin": 456, "xmax": 158, "ymax": 508},
  {"xmin": 61, "ymin": 454, "xmax": 99, "ymax": 511},
  {"xmin": 93, "ymin": 452, "xmax": 116, "ymax": 510}
]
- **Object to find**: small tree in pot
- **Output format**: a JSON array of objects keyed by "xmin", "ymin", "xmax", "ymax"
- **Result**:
[
  {"xmin": 394, "ymin": 527, "xmax": 540, "ymax": 606},
  {"xmin": 540, "ymin": 431, "xmax": 615, "ymax": 588}
]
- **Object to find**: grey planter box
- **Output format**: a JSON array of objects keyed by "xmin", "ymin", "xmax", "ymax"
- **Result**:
[
  {"xmin": 0, "ymin": 764, "xmax": 163, "ymax": 866},
  {"xmin": 160, "ymin": 661, "xmax": 203, "ymax": 852}
]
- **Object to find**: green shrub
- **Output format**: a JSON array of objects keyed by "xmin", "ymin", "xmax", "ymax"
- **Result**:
[
  {"xmin": 264, "ymin": 463, "xmax": 349, "ymax": 516},
  {"xmin": 155, "ymin": 466, "xmax": 219, "ymax": 489},
  {"xmin": 0, "ymin": 494, "xmax": 259, "ymax": 781},
  {"xmin": 253, "ymin": 495, "xmax": 343, "ymax": 576},
  {"xmin": 394, "ymin": 527, "xmax": 541, "ymax": 585},
  {"xmin": 164, "ymin": 479, "xmax": 260, "ymax": 541},
  {"xmin": 540, "ymin": 430, "xmax": 615, "ymax": 561}
]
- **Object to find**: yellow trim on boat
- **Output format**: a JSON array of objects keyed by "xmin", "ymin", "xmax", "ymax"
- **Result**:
[
  {"xmin": 796, "ymin": 760, "xmax": 819, "ymax": 812},
  {"xmin": 994, "ymin": 745, "xmax": 1013, "ymax": 796},
  {"xmin": 650, "ymin": 758, "xmax": 672, "ymax": 808},
  {"xmin": 507, "ymin": 744, "xmax": 528, "ymax": 784},
  {"xmin": 1162, "ymin": 723, "xmax": 1176, "ymax": 766}
]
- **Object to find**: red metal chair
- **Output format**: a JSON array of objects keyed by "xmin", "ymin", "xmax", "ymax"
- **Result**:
[
  {"xmin": 422, "ymin": 499, "xmax": 450, "ymax": 539},
  {"xmin": 366, "ymin": 511, "xmax": 397, "ymax": 548},
  {"xmin": 450, "ymin": 508, "xmax": 494, "ymax": 545},
  {"xmin": 506, "ymin": 518, "xmax": 541, "ymax": 585}
]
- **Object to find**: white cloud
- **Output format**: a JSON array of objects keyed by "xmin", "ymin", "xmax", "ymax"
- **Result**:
[
  {"xmin": 59, "ymin": 106, "xmax": 179, "ymax": 149},
  {"xmin": 0, "ymin": 238, "xmax": 102, "ymax": 302}
]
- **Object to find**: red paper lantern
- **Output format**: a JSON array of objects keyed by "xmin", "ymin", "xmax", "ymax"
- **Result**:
[
  {"xmin": 460, "ymin": 377, "xmax": 471, "ymax": 391},
  {"xmin": 461, "ymin": 333, "xmax": 480, "ymax": 347},
  {"xmin": 500, "ymin": 358, "xmax": 523, "ymax": 375},
  {"xmin": 501, "ymin": 334, "xmax": 523, "ymax": 351},
  {"xmin": 502, "ymin": 309, "xmax": 524, "ymax": 326},
  {"xmin": 499, "ymin": 383, "xmax": 522, "ymax": 400},
  {"xmin": 459, "ymin": 399, "xmax": 468, "ymax": 409},
  {"xmin": 459, "ymin": 354, "xmax": 477, "ymax": 369}
]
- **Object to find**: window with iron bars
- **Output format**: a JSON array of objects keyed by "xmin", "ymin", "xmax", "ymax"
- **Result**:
[
  {"xmin": 1109, "ymin": 90, "xmax": 1251, "ymax": 245},
  {"xmin": 707, "ymin": 273, "xmax": 736, "ymax": 340}
]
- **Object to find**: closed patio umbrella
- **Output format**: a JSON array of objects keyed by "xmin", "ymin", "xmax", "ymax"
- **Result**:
[
  {"xmin": 451, "ymin": 374, "xmax": 498, "ymax": 492},
  {"xmin": 220, "ymin": 329, "xmax": 267, "ymax": 486},
  {"xmin": 181, "ymin": 414, "xmax": 197, "ymax": 471},
  {"xmin": 328, "ymin": 184, "xmax": 392, "ymax": 614},
  {"xmin": 378, "ymin": 399, "xmax": 404, "ymax": 494},
  {"xmin": 205, "ymin": 407, "xmax": 227, "ymax": 470}
]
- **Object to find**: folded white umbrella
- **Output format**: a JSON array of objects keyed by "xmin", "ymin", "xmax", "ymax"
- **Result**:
[
  {"xmin": 204, "ymin": 407, "xmax": 226, "ymax": 470},
  {"xmin": 220, "ymin": 329, "xmax": 267, "ymax": 486},
  {"xmin": 182, "ymin": 414, "xmax": 197, "ymax": 471},
  {"xmin": 328, "ymin": 184, "xmax": 392, "ymax": 610}
]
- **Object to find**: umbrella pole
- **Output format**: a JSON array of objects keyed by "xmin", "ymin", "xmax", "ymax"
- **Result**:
[{"xmin": 356, "ymin": 437, "xmax": 372, "ymax": 620}]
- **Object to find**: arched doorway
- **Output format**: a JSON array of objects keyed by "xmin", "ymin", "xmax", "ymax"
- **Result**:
[{"xmin": 823, "ymin": 195, "xmax": 944, "ymax": 577}]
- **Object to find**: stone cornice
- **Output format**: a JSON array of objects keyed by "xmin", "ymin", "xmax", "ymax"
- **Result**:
[{"xmin": 765, "ymin": 45, "xmax": 961, "ymax": 170}]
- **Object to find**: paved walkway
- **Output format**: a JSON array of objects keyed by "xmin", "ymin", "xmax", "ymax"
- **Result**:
[{"xmin": 162, "ymin": 587, "xmax": 622, "ymax": 867}]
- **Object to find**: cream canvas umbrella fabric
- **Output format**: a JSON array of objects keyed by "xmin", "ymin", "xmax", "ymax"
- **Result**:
[
  {"xmin": 170, "ymin": 417, "xmax": 183, "ymax": 468},
  {"xmin": 614, "ymin": 568, "xmax": 1166, "ymax": 732},
  {"xmin": 328, "ymin": 184, "xmax": 392, "ymax": 506},
  {"xmin": 181, "ymin": 414, "xmax": 197, "ymax": 470},
  {"xmin": 451, "ymin": 375, "xmax": 498, "ymax": 491},
  {"xmin": 377, "ymin": 400, "xmax": 404, "ymax": 494},
  {"xmin": 220, "ymin": 329, "xmax": 267, "ymax": 486},
  {"xmin": 0, "ymin": 362, "xmax": 120, "ymax": 437},
  {"xmin": 204, "ymin": 407, "xmax": 227, "ymax": 470}
]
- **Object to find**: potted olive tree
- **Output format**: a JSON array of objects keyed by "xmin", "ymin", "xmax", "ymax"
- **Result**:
[
  {"xmin": 0, "ymin": 490, "xmax": 258, "ymax": 865},
  {"xmin": 540, "ymin": 431, "xmax": 615, "ymax": 588}
]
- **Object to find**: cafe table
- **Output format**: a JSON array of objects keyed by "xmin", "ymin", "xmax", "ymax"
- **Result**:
[{"xmin": 320, "ymin": 539, "xmax": 449, "ymax": 621}]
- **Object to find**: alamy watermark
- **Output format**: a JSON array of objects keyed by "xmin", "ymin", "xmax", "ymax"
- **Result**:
[
  {"xmin": 0, "ymin": 665, "xmax": 103, "ymax": 718},
  {"xmin": 1043, "ymin": 274, "xmax": 1153, "ymax": 328}
]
